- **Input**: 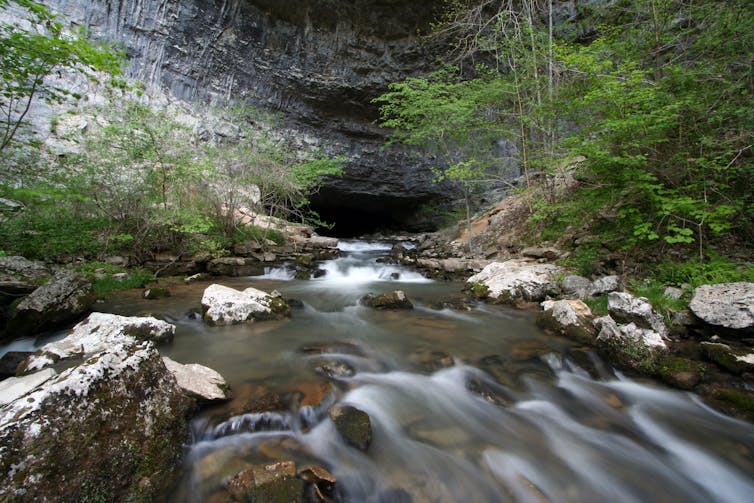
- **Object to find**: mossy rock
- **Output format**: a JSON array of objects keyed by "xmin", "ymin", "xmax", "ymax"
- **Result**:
[
  {"xmin": 655, "ymin": 356, "xmax": 705, "ymax": 390},
  {"xmin": 143, "ymin": 287, "xmax": 171, "ymax": 300},
  {"xmin": 465, "ymin": 281, "xmax": 490, "ymax": 300},
  {"xmin": 329, "ymin": 404, "xmax": 372, "ymax": 451}
]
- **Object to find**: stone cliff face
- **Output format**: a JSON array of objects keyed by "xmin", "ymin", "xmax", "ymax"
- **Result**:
[{"xmin": 47, "ymin": 0, "xmax": 451, "ymax": 233}]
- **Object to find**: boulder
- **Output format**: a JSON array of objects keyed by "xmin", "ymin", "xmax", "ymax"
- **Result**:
[
  {"xmin": 0, "ymin": 256, "xmax": 51, "ymax": 301},
  {"xmin": 0, "ymin": 368, "xmax": 56, "ymax": 407},
  {"xmin": 690, "ymin": 283, "xmax": 754, "ymax": 332},
  {"xmin": 6, "ymin": 270, "xmax": 95, "ymax": 338},
  {"xmin": 162, "ymin": 356, "xmax": 229, "ymax": 402},
  {"xmin": 590, "ymin": 275, "xmax": 621, "ymax": 296},
  {"xmin": 21, "ymin": 312, "xmax": 175, "ymax": 372},
  {"xmin": 201, "ymin": 284, "xmax": 290, "ymax": 326},
  {"xmin": 537, "ymin": 300, "xmax": 595, "ymax": 343},
  {"xmin": 360, "ymin": 290, "xmax": 414, "ymax": 310},
  {"xmin": 0, "ymin": 342, "xmax": 193, "ymax": 501},
  {"xmin": 560, "ymin": 275, "xmax": 592, "ymax": 299},
  {"xmin": 329, "ymin": 404, "xmax": 372, "ymax": 451},
  {"xmin": 226, "ymin": 461, "xmax": 304, "ymax": 502},
  {"xmin": 466, "ymin": 259, "xmax": 563, "ymax": 303},
  {"xmin": 0, "ymin": 351, "xmax": 30, "ymax": 380},
  {"xmin": 594, "ymin": 315, "xmax": 668, "ymax": 351},
  {"xmin": 607, "ymin": 291, "xmax": 668, "ymax": 338},
  {"xmin": 700, "ymin": 342, "xmax": 754, "ymax": 375}
]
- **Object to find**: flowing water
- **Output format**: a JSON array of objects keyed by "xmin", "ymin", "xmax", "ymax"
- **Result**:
[{"xmin": 38, "ymin": 241, "xmax": 754, "ymax": 501}]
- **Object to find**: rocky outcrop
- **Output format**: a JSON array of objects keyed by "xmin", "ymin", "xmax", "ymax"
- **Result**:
[
  {"xmin": 201, "ymin": 284, "xmax": 290, "ymax": 325},
  {"xmin": 41, "ymin": 0, "xmax": 452, "ymax": 233},
  {"xmin": 21, "ymin": 312, "xmax": 176, "ymax": 372},
  {"xmin": 608, "ymin": 291, "xmax": 669, "ymax": 338},
  {"xmin": 594, "ymin": 316, "xmax": 668, "ymax": 353},
  {"xmin": 0, "ymin": 256, "xmax": 51, "ymax": 301},
  {"xmin": 5, "ymin": 270, "xmax": 95, "ymax": 339},
  {"xmin": 0, "ymin": 342, "xmax": 193, "ymax": 501},
  {"xmin": 162, "ymin": 356, "xmax": 229, "ymax": 402},
  {"xmin": 360, "ymin": 290, "xmax": 414, "ymax": 310},
  {"xmin": 690, "ymin": 283, "xmax": 754, "ymax": 333},
  {"xmin": 466, "ymin": 260, "xmax": 563, "ymax": 303}
]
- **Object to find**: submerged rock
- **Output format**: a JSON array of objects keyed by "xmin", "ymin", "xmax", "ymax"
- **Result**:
[
  {"xmin": 690, "ymin": 283, "xmax": 754, "ymax": 333},
  {"xmin": 201, "ymin": 284, "xmax": 291, "ymax": 326},
  {"xmin": 162, "ymin": 356, "xmax": 229, "ymax": 402},
  {"xmin": 226, "ymin": 461, "xmax": 304, "ymax": 502},
  {"xmin": 21, "ymin": 312, "xmax": 175, "ymax": 372},
  {"xmin": 360, "ymin": 290, "xmax": 413, "ymax": 310},
  {"xmin": 6, "ymin": 270, "xmax": 95, "ymax": 338},
  {"xmin": 0, "ymin": 342, "xmax": 193, "ymax": 501},
  {"xmin": 329, "ymin": 404, "xmax": 372, "ymax": 451},
  {"xmin": 466, "ymin": 259, "xmax": 563, "ymax": 303}
]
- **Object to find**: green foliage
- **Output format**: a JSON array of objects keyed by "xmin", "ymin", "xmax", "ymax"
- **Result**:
[
  {"xmin": 561, "ymin": 244, "xmax": 600, "ymax": 277},
  {"xmin": 0, "ymin": 0, "xmax": 122, "ymax": 152},
  {"xmin": 75, "ymin": 262, "xmax": 154, "ymax": 298},
  {"xmin": 583, "ymin": 295, "xmax": 608, "ymax": 317},
  {"xmin": 652, "ymin": 256, "xmax": 754, "ymax": 288},
  {"xmin": 629, "ymin": 281, "xmax": 688, "ymax": 322}
]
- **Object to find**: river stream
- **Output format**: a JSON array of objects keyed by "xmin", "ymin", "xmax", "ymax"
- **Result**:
[{"xmin": 21, "ymin": 241, "xmax": 754, "ymax": 502}]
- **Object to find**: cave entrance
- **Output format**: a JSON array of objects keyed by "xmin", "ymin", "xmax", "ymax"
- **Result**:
[{"xmin": 309, "ymin": 190, "xmax": 440, "ymax": 238}]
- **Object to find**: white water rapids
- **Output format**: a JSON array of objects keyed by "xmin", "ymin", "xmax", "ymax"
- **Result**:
[{"xmin": 91, "ymin": 240, "xmax": 754, "ymax": 502}]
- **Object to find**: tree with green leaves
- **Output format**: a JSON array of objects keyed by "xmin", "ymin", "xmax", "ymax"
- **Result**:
[{"xmin": 0, "ymin": 0, "xmax": 121, "ymax": 152}]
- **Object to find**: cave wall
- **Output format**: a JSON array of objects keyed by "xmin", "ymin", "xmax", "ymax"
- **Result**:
[{"xmin": 45, "ymin": 0, "xmax": 453, "ymax": 231}]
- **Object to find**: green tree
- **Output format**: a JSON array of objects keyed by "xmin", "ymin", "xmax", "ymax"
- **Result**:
[{"xmin": 0, "ymin": 0, "xmax": 121, "ymax": 152}]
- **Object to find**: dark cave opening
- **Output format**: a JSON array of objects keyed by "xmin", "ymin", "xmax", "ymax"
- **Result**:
[{"xmin": 309, "ymin": 190, "xmax": 442, "ymax": 238}]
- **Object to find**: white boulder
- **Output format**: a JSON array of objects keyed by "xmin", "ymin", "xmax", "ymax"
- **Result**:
[
  {"xmin": 690, "ymin": 282, "xmax": 754, "ymax": 332},
  {"xmin": 467, "ymin": 259, "xmax": 563, "ymax": 302},
  {"xmin": 201, "ymin": 284, "xmax": 289, "ymax": 326}
]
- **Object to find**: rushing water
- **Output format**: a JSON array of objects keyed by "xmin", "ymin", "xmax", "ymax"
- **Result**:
[{"xmin": 91, "ymin": 241, "xmax": 754, "ymax": 502}]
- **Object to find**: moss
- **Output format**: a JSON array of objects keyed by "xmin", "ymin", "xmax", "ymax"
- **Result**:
[
  {"xmin": 655, "ymin": 356, "xmax": 704, "ymax": 390},
  {"xmin": 714, "ymin": 389, "xmax": 754, "ymax": 419},
  {"xmin": 465, "ymin": 281, "xmax": 490, "ymax": 300}
]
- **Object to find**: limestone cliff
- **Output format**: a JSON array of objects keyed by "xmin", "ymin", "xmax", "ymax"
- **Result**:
[{"xmin": 46, "ymin": 0, "xmax": 450, "ymax": 232}]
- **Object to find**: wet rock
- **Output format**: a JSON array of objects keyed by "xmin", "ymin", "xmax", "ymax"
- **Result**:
[
  {"xmin": 690, "ymin": 283, "xmax": 754, "ymax": 333},
  {"xmin": 314, "ymin": 359, "xmax": 356, "ymax": 379},
  {"xmin": 561, "ymin": 275, "xmax": 592, "ymax": 299},
  {"xmin": 0, "ymin": 256, "xmax": 51, "ymax": 302},
  {"xmin": 329, "ymin": 404, "xmax": 372, "ymax": 451},
  {"xmin": 608, "ymin": 291, "xmax": 669, "ymax": 338},
  {"xmin": 466, "ymin": 259, "xmax": 563, "ymax": 303},
  {"xmin": 410, "ymin": 349, "xmax": 454, "ymax": 371},
  {"xmin": 538, "ymin": 299, "xmax": 595, "ymax": 343},
  {"xmin": 185, "ymin": 272, "xmax": 211, "ymax": 284},
  {"xmin": 299, "ymin": 342, "xmax": 366, "ymax": 357},
  {"xmin": 360, "ymin": 290, "xmax": 413, "ymax": 310},
  {"xmin": 143, "ymin": 287, "xmax": 171, "ymax": 299},
  {"xmin": 300, "ymin": 464, "xmax": 337, "ymax": 503},
  {"xmin": 0, "ymin": 342, "xmax": 193, "ymax": 501},
  {"xmin": 207, "ymin": 257, "xmax": 264, "ymax": 277},
  {"xmin": 0, "ymin": 368, "xmax": 56, "ymax": 406},
  {"xmin": 201, "ymin": 284, "xmax": 290, "ymax": 326},
  {"xmin": 508, "ymin": 340, "xmax": 553, "ymax": 361},
  {"xmin": 20, "ymin": 312, "xmax": 175, "ymax": 372},
  {"xmin": 700, "ymin": 342, "xmax": 754, "ymax": 375},
  {"xmin": 227, "ymin": 461, "xmax": 303, "ymax": 502},
  {"xmin": 0, "ymin": 351, "xmax": 30, "ymax": 379},
  {"xmin": 656, "ymin": 356, "xmax": 703, "ymax": 390},
  {"xmin": 162, "ymin": 356, "xmax": 229, "ymax": 402},
  {"xmin": 589, "ymin": 275, "xmax": 621, "ymax": 296},
  {"xmin": 6, "ymin": 270, "xmax": 95, "ymax": 339},
  {"xmin": 225, "ymin": 383, "xmax": 286, "ymax": 417}
]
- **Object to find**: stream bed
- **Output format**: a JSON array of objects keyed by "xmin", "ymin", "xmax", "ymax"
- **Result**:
[{"xmin": 94, "ymin": 241, "xmax": 754, "ymax": 502}]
